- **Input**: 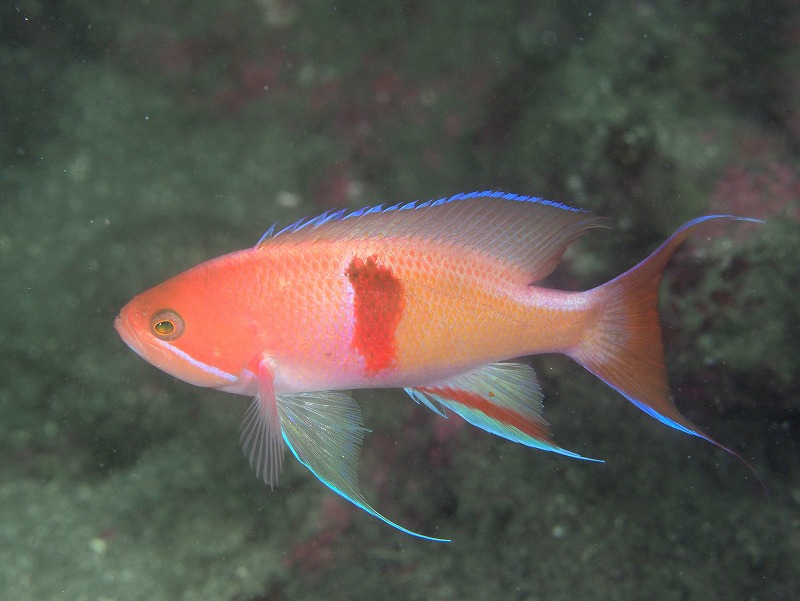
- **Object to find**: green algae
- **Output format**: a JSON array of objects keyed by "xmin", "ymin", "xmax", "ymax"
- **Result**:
[{"xmin": 664, "ymin": 219, "xmax": 800, "ymax": 409}]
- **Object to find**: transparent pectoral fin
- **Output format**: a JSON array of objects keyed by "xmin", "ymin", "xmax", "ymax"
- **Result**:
[
  {"xmin": 277, "ymin": 391, "xmax": 449, "ymax": 542},
  {"xmin": 239, "ymin": 358, "xmax": 285, "ymax": 488}
]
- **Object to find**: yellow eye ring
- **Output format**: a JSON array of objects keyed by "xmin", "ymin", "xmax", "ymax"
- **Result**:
[{"xmin": 151, "ymin": 310, "xmax": 184, "ymax": 340}]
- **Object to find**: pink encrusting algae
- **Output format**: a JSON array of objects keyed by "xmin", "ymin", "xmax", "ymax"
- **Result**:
[{"xmin": 114, "ymin": 191, "xmax": 762, "ymax": 541}]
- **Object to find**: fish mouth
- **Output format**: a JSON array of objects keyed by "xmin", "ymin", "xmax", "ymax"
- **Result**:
[
  {"xmin": 114, "ymin": 310, "xmax": 238, "ymax": 389},
  {"xmin": 114, "ymin": 312, "xmax": 147, "ymax": 360}
]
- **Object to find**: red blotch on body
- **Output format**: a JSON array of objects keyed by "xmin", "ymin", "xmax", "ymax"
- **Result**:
[
  {"xmin": 418, "ymin": 386, "xmax": 553, "ymax": 444},
  {"xmin": 346, "ymin": 255, "xmax": 405, "ymax": 374}
]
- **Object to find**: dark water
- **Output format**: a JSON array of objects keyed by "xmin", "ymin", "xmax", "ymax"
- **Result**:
[{"xmin": 1, "ymin": 1, "xmax": 799, "ymax": 599}]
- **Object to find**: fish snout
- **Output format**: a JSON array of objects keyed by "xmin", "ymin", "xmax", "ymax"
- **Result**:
[
  {"xmin": 114, "ymin": 307, "xmax": 238, "ymax": 389},
  {"xmin": 114, "ymin": 311, "xmax": 147, "ymax": 360}
]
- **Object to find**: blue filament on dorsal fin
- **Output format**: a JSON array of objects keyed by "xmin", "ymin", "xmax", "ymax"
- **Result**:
[
  {"xmin": 363, "ymin": 204, "xmax": 384, "ymax": 216},
  {"xmin": 257, "ymin": 190, "xmax": 589, "ymax": 244},
  {"xmin": 255, "ymin": 223, "xmax": 277, "ymax": 246}
]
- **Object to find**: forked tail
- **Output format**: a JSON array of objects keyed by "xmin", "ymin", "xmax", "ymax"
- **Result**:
[{"xmin": 569, "ymin": 215, "xmax": 763, "ymax": 471}]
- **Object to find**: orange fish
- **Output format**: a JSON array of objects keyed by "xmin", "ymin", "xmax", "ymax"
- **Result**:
[{"xmin": 115, "ymin": 191, "xmax": 761, "ymax": 541}]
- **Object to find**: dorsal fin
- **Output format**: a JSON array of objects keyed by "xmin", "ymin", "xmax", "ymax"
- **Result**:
[{"xmin": 256, "ymin": 191, "xmax": 603, "ymax": 283}]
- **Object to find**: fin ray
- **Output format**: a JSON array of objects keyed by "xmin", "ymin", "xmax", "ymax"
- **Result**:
[
  {"xmin": 277, "ymin": 391, "xmax": 449, "ymax": 542},
  {"xmin": 571, "ymin": 215, "xmax": 764, "ymax": 452},
  {"xmin": 258, "ymin": 191, "xmax": 603, "ymax": 282},
  {"xmin": 407, "ymin": 362, "xmax": 601, "ymax": 462},
  {"xmin": 240, "ymin": 360, "xmax": 285, "ymax": 488}
]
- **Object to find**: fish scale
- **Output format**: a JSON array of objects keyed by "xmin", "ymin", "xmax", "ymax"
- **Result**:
[{"xmin": 115, "ymin": 191, "xmax": 762, "ymax": 541}]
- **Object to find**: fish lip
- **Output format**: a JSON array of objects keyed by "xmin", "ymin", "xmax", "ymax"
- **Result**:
[
  {"xmin": 114, "ymin": 311, "xmax": 238, "ymax": 388},
  {"xmin": 114, "ymin": 312, "xmax": 146, "ymax": 360}
]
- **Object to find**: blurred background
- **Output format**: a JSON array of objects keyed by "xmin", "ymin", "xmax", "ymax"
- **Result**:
[{"xmin": 1, "ymin": 1, "xmax": 798, "ymax": 599}]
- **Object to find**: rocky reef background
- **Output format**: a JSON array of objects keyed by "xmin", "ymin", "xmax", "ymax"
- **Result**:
[{"xmin": 1, "ymin": 1, "xmax": 798, "ymax": 599}]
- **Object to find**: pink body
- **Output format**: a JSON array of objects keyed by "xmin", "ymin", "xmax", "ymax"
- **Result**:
[{"xmin": 115, "ymin": 192, "xmax": 760, "ymax": 540}]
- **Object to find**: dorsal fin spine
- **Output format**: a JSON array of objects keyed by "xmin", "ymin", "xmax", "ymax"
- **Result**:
[
  {"xmin": 254, "ymin": 191, "xmax": 600, "ymax": 284},
  {"xmin": 258, "ymin": 190, "xmax": 590, "ymax": 246}
]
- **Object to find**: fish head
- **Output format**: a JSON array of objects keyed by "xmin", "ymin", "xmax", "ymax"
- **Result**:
[{"xmin": 115, "ymin": 252, "xmax": 258, "ymax": 390}]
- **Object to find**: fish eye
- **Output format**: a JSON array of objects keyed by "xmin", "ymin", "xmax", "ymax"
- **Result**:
[{"xmin": 150, "ymin": 310, "xmax": 184, "ymax": 340}]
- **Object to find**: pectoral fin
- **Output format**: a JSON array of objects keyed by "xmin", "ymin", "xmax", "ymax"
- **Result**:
[
  {"xmin": 240, "ymin": 358, "xmax": 285, "ymax": 488},
  {"xmin": 276, "ymin": 390, "xmax": 449, "ymax": 542}
]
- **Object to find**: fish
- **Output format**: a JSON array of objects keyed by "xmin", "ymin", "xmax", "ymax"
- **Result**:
[{"xmin": 114, "ymin": 191, "xmax": 762, "ymax": 542}]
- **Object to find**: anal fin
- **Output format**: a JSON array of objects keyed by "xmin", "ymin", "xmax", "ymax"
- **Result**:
[{"xmin": 407, "ymin": 362, "xmax": 601, "ymax": 462}]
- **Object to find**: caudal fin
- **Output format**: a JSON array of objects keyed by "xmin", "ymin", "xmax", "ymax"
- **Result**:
[{"xmin": 570, "ymin": 215, "xmax": 763, "ymax": 458}]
